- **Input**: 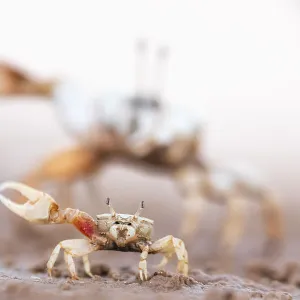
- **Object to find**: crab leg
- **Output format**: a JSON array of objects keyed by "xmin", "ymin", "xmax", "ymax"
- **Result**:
[
  {"xmin": 260, "ymin": 190, "xmax": 284, "ymax": 257},
  {"xmin": 0, "ymin": 181, "xmax": 97, "ymax": 238},
  {"xmin": 139, "ymin": 245, "xmax": 149, "ymax": 281},
  {"xmin": 47, "ymin": 239, "xmax": 98, "ymax": 280},
  {"xmin": 82, "ymin": 254, "xmax": 94, "ymax": 278},
  {"xmin": 150, "ymin": 235, "xmax": 188, "ymax": 276},
  {"xmin": 221, "ymin": 195, "xmax": 245, "ymax": 252}
]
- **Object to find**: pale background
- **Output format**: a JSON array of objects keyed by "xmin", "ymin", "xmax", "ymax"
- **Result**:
[{"xmin": 0, "ymin": 0, "xmax": 299, "ymax": 198}]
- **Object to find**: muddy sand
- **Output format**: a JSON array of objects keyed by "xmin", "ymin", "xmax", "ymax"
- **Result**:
[
  {"xmin": 1, "ymin": 103, "xmax": 300, "ymax": 299},
  {"xmin": 0, "ymin": 167, "xmax": 300, "ymax": 300}
]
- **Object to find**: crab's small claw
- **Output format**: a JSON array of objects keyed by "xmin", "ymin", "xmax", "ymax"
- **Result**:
[{"xmin": 0, "ymin": 181, "xmax": 58, "ymax": 224}]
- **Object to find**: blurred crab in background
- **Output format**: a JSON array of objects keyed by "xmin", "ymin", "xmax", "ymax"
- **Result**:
[
  {"xmin": 0, "ymin": 61, "xmax": 55, "ymax": 97},
  {"xmin": 0, "ymin": 181, "xmax": 188, "ymax": 281},
  {"xmin": 0, "ymin": 39, "xmax": 284, "ymax": 263}
]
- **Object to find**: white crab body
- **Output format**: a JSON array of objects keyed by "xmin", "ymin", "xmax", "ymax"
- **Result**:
[
  {"xmin": 52, "ymin": 81, "xmax": 204, "ymax": 151},
  {"xmin": 207, "ymin": 161, "xmax": 270, "ymax": 195}
]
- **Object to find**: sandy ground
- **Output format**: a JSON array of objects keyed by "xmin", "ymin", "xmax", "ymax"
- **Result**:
[{"xmin": 1, "ymin": 101, "xmax": 300, "ymax": 299}]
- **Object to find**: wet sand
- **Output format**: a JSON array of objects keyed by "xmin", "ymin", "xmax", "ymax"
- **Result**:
[{"xmin": 0, "ymin": 101, "xmax": 300, "ymax": 299}]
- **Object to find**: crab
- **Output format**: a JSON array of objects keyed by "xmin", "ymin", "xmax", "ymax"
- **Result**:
[{"xmin": 0, "ymin": 181, "xmax": 188, "ymax": 281}]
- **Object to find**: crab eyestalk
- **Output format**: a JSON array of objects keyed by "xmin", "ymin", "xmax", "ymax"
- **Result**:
[
  {"xmin": 135, "ymin": 38, "xmax": 149, "ymax": 98},
  {"xmin": 133, "ymin": 201, "xmax": 144, "ymax": 220},
  {"xmin": 151, "ymin": 45, "xmax": 169, "ymax": 101},
  {"xmin": 106, "ymin": 197, "xmax": 116, "ymax": 217}
]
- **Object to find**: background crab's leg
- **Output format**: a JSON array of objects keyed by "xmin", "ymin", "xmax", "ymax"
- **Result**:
[
  {"xmin": 219, "ymin": 194, "xmax": 245, "ymax": 269},
  {"xmin": 259, "ymin": 190, "xmax": 284, "ymax": 257},
  {"xmin": 0, "ymin": 182, "xmax": 98, "ymax": 239},
  {"xmin": 164, "ymin": 137, "xmax": 196, "ymax": 165},
  {"xmin": 47, "ymin": 239, "xmax": 98, "ymax": 280},
  {"xmin": 221, "ymin": 194, "xmax": 245, "ymax": 249},
  {"xmin": 149, "ymin": 235, "xmax": 188, "ymax": 276},
  {"xmin": 14, "ymin": 145, "xmax": 100, "ymax": 207},
  {"xmin": 173, "ymin": 165, "xmax": 207, "ymax": 239}
]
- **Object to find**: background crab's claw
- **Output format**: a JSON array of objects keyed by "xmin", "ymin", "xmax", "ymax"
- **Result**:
[{"xmin": 0, "ymin": 181, "xmax": 58, "ymax": 224}]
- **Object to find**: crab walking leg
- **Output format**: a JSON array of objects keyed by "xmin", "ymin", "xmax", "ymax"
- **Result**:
[
  {"xmin": 179, "ymin": 195, "xmax": 205, "ymax": 239},
  {"xmin": 82, "ymin": 255, "xmax": 94, "ymax": 278},
  {"xmin": 260, "ymin": 190, "xmax": 284, "ymax": 256},
  {"xmin": 64, "ymin": 251, "xmax": 78, "ymax": 279},
  {"xmin": 47, "ymin": 239, "xmax": 97, "ymax": 280},
  {"xmin": 47, "ymin": 244, "xmax": 61, "ymax": 277},
  {"xmin": 139, "ymin": 245, "xmax": 149, "ymax": 281},
  {"xmin": 150, "ymin": 235, "xmax": 188, "ymax": 276}
]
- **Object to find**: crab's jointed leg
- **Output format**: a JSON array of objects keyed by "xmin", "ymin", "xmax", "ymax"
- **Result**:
[
  {"xmin": 150, "ymin": 235, "xmax": 188, "ymax": 276},
  {"xmin": 139, "ymin": 245, "xmax": 149, "ymax": 281},
  {"xmin": 221, "ymin": 194, "xmax": 245, "ymax": 253},
  {"xmin": 82, "ymin": 254, "xmax": 94, "ymax": 278},
  {"xmin": 47, "ymin": 239, "xmax": 98, "ymax": 280}
]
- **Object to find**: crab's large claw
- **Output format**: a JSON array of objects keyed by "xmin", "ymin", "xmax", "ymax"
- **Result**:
[{"xmin": 0, "ymin": 181, "xmax": 58, "ymax": 224}]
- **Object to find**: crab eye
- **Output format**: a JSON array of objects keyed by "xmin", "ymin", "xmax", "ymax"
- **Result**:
[
  {"xmin": 127, "ymin": 222, "xmax": 132, "ymax": 226},
  {"xmin": 114, "ymin": 221, "xmax": 120, "ymax": 225}
]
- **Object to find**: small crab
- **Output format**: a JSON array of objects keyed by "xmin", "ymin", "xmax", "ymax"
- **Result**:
[{"xmin": 0, "ymin": 181, "xmax": 188, "ymax": 281}]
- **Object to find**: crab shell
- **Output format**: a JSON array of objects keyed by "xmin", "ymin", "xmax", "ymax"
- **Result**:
[{"xmin": 96, "ymin": 213, "xmax": 154, "ymax": 240}]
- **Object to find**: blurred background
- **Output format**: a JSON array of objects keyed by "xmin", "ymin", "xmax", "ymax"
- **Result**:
[{"xmin": 0, "ymin": 0, "xmax": 300, "ymax": 277}]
